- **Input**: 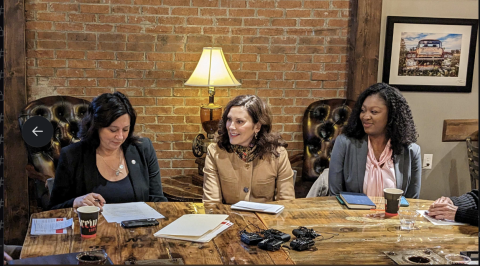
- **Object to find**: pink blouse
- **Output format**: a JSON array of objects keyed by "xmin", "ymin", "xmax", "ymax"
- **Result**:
[{"xmin": 363, "ymin": 137, "xmax": 396, "ymax": 197}]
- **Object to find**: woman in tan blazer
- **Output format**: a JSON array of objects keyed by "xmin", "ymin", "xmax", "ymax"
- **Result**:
[{"xmin": 203, "ymin": 95, "xmax": 295, "ymax": 204}]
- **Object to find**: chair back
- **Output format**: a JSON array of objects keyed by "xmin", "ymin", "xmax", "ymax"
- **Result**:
[
  {"xmin": 466, "ymin": 132, "xmax": 479, "ymax": 190},
  {"xmin": 302, "ymin": 99, "xmax": 356, "ymax": 181},
  {"xmin": 18, "ymin": 96, "xmax": 90, "ymax": 211}
]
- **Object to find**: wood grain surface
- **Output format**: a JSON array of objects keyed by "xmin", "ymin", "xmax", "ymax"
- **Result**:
[
  {"xmin": 4, "ymin": 0, "xmax": 29, "ymax": 245},
  {"xmin": 442, "ymin": 119, "xmax": 478, "ymax": 142},
  {"xmin": 257, "ymin": 197, "xmax": 478, "ymax": 265},
  {"xmin": 20, "ymin": 198, "xmax": 478, "ymax": 265}
]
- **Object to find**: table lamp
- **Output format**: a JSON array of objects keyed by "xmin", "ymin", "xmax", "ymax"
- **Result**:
[{"xmin": 185, "ymin": 47, "xmax": 241, "ymax": 157}]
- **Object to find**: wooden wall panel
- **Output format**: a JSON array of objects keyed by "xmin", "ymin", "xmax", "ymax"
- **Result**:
[
  {"xmin": 4, "ymin": 0, "xmax": 29, "ymax": 245},
  {"xmin": 442, "ymin": 119, "xmax": 479, "ymax": 142},
  {"xmin": 347, "ymin": 0, "xmax": 383, "ymax": 101}
]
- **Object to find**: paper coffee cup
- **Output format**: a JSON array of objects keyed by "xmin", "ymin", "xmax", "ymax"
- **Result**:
[
  {"xmin": 383, "ymin": 188, "xmax": 403, "ymax": 217},
  {"xmin": 77, "ymin": 206, "xmax": 100, "ymax": 238}
]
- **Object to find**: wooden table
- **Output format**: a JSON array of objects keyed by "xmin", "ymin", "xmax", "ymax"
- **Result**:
[
  {"xmin": 256, "ymin": 197, "xmax": 478, "ymax": 265},
  {"xmin": 20, "ymin": 198, "xmax": 478, "ymax": 265}
]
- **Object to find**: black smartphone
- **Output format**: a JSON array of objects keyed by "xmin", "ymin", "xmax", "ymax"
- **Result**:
[{"xmin": 121, "ymin": 218, "xmax": 159, "ymax": 228}]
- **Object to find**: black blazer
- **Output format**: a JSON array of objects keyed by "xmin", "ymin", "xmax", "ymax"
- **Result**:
[{"xmin": 48, "ymin": 137, "xmax": 167, "ymax": 210}]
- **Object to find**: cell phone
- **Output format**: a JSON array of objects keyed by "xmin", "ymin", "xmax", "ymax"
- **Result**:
[{"xmin": 121, "ymin": 218, "xmax": 159, "ymax": 228}]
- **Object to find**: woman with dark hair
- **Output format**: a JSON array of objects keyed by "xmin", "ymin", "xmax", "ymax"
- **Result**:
[
  {"xmin": 328, "ymin": 83, "xmax": 422, "ymax": 198},
  {"xmin": 203, "ymin": 95, "xmax": 295, "ymax": 204},
  {"xmin": 48, "ymin": 92, "xmax": 167, "ymax": 210}
]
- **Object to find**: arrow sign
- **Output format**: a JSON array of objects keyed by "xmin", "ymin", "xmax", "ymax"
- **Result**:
[{"xmin": 32, "ymin": 126, "xmax": 43, "ymax": 136}]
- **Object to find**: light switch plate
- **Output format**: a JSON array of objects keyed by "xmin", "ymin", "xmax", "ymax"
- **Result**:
[{"xmin": 423, "ymin": 154, "xmax": 433, "ymax": 169}]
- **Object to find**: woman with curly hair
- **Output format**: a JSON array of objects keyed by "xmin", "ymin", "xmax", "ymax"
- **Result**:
[
  {"xmin": 328, "ymin": 83, "xmax": 422, "ymax": 198},
  {"xmin": 203, "ymin": 95, "xmax": 295, "ymax": 204}
]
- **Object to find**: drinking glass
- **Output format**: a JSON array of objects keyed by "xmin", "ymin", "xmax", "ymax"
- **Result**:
[
  {"xmin": 444, "ymin": 254, "xmax": 471, "ymax": 265},
  {"xmin": 398, "ymin": 209, "xmax": 419, "ymax": 230}
]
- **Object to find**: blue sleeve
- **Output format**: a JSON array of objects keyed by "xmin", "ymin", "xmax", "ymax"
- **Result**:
[
  {"xmin": 144, "ymin": 138, "xmax": 168, "ymax": 202},
  {"xmin": 404, "ymin": 144, "xmax": 421, "ymax": 199},
  {"xmin": 328, "ymin": 135, "xmax": 347, "ymax": 196}
]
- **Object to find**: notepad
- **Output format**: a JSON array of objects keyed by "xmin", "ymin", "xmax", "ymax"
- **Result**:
[
  {"xmin": 417, "ymin": 210, "xmax": 467, "ymax": 226},
  {"xmin": 154, "ymin": 214, "xmax": 230, "ymax": 243},
  {"xmin": 400, "ymin": 196, "xmax": 409, "ymax": 207},
  {"xmin": 102, "ymin": 202, "xmax": 165, "ymax": 224},
  {"xmin": 231, "ymin": 201, "xmax": 284, "ymax": 214},
  {"xmin": 339, "ymin": 192, "xmax": 376, "ymax": 210}
]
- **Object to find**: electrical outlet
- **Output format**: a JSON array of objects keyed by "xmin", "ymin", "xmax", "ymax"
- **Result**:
[{"xmin": 423, "ymin": 154, "xmax": 433, "ymax": 169}]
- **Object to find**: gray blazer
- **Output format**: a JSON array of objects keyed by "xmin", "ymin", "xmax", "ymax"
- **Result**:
[{"xmin": 328, "ymin": 134, "xmax": 422, "ymax": 198}]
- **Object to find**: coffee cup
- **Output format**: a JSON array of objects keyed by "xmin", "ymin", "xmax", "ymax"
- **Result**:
[
  {"xmin": 77, "ymin": 206, "xmax": 100, "ymax": 238},
  {"xmin": 383, "ymin": 188, "xmax": 403, "ymax": 217}
]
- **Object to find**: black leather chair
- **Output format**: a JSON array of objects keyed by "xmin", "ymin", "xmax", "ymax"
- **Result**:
[
  {"xmin": 293, "ymin": 99, "xmax": 355, "ymax": 198},
  {"xmin": 18, "ymin": 96, "xmax": 90, "ymax": 212},
  {"xmin": 466, "ymin": 131, "xmax": 478, "ymax": 190}
]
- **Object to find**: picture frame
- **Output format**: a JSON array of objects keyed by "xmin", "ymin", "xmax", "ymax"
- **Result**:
[{"xmin": 382, "ymin": 16, "xmax": 478, "ymax": 92}]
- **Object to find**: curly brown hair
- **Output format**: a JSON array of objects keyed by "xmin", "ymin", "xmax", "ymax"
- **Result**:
[
  {"xmin": 343, "ymin": 83, "xmax": 418, "ymax": 157},
  {"xmin": 216, "ymin": 95, "xmax": 287, "ymax": 159}
]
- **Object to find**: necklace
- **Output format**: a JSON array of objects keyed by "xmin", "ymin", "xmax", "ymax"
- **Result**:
[{"xmin": 97, "ymin": 149, "xmax": 125, "ymax": 176}]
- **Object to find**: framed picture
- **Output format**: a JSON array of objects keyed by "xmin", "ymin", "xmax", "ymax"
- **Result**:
[{"xmin": 382, "ymin": 16, "xmax": 478, "ymax": 92}]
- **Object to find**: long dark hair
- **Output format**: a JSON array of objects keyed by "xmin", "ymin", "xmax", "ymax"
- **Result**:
[
  {"xmin": 78, "ymin": 91, "xmax": 139, "ymax": 149},
  {"xmin": 217, "ymin": 95, "xmax": 287, "ymax": 159},
  {"xmin": 343, "ymin": 83, "xmax": 418, "ymax": 156}
]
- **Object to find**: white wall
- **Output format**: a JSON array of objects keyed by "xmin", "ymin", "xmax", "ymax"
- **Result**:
[{"xmin": 378, "ymin": 0, "xmax": 478, "ymax": 200}]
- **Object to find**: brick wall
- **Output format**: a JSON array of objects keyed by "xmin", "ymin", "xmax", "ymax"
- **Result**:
[{"xmin": 25, "ymin": 0, "xmax": 351, "ymax": 177}]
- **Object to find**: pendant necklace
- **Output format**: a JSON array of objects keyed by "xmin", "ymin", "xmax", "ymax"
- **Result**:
[{"xmin": 98, "ymin": 149, "xmax": 125, "ymax": 176}]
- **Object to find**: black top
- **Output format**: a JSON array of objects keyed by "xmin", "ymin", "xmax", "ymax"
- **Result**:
[
  {"xmin": 92, "ymin": 169, "xmax": 136, "ymax": 204},
  {"xmin": 450, "ymin": 189, "xmax": 478, "ymax": 226},
  {"xmin": 48, "ymin": 137, "xmax": 167, "ymax": 210}
]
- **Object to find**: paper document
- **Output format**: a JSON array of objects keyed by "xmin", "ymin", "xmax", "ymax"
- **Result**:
[
  {"xmin": 102, "ymin": 202, "xmax": 165, "ymax": 223},
  {"xmin": 31, "ymin": 218, "xmax": 73, "ymax": 235},
  {"xmin": 417, "ymin": 210, "xmax": 467, "ymax": 226},
  {"xmin": 154, "ymin": 214, "xmax": 228, "ymax": 236},
  {"xmin": 155, "ymin": 220, "xmax": 233, "ymax": 243},
  {"xmin": 231, "ymin": 201, "xmax": 284, "ymax": 214}
]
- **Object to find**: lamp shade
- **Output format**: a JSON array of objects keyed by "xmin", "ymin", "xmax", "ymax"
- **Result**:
[{"xmin": 185, "ymin": 47, "xmax": 241, "ymax": 87}]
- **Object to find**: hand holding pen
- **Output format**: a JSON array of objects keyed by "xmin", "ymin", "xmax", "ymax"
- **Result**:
[{"xmin": 73, "ymin": 193, "xmax": 106, "ymax": 211}]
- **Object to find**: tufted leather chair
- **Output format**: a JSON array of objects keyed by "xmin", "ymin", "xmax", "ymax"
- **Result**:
[
  {"xmin": 18, "ymin": 96, "xmax": 90, "ymax": 211},
  {"xmin": 293, "ymin": 99, "xmax": 355, "ymax": 198},
  {"xmin": 466, "ymin": 131, "xmax": 479, "ymax": 190}
]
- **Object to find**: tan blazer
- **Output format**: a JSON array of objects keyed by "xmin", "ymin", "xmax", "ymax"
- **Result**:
[{"xmin": 203, "ymin": 143, "xmax": 295, "ymax": 204}]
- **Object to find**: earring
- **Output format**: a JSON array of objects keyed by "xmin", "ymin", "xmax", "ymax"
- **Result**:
[{"xmin": 255, "ymin": 132, "xmax": 258, "ymax": 139}]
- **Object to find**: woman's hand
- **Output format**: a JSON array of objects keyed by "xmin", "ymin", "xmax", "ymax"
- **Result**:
[
  {"xmin": 427, "ymin": 202, "xmax": 458, "ymax": 221},
  {"xmin": 73, "ymin": 193, "xmax": 106, "ymax": 211}
]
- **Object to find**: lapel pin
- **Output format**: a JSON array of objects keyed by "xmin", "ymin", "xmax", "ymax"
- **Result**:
[{"xmin": 132, "ymin": 160, "xmax": 136, "ymax": 164}]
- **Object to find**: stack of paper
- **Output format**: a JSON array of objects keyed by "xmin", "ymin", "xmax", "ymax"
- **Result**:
[
  {"xmin": 231, "ymin": 201, "xmax": 284, "ymax": 214},
  {"xmin": 417, "ymin": 210, "xmax": 467, "ymax": 225},
  {"xmin": 154, "ymin": 214, "xmax": 232, "ymax": 243},
  {"xmin": 31, "ymin": 218, "xmax": 73, "ymax": 235},
  {"xmin": 102, "ymin": 202, "xmax": 165, "ymax": 223}
]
